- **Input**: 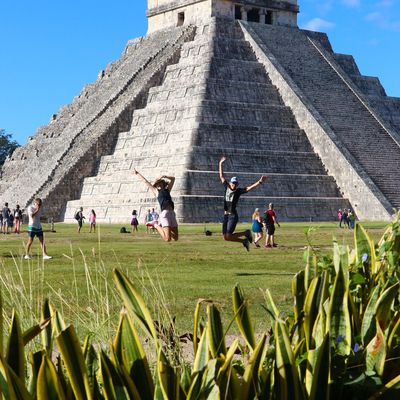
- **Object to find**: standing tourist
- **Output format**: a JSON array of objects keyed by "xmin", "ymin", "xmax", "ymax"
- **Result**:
[
  {"xmin": 89, "ymin": 209, "xmax": 97, "ymax": 233},
  {"xmin": 145, "ymin": 209, "xmax": 153, "ymax": 233},
  {"xmin": 264, "ymin": 203, "xmax": 280, "ymax": 248},
  {"xmin": 75, "ymin": 207, "xmax": 85, "ymax": 234},
  {"xmin": 251, "ymin": 208, "xmax": 263, "ymax": 248},
  {"xmin": 134, "ymin": 169, "xmax": 178, "ymax": 241},
  {"xmin": 131, "ymin": 210, "xmax": 139, "ymax": 233},
  {"xmin": 13, "ymin": 205, "xmax": 23, "ymax": 234},
  {"xmin": 24, "ymin": 198, "xmax": 52, "ymax": 260},
  {"xmin": 1, "ymin": 203, "xmax": 11, "ymax": 234},
  {"xmin": 219, "ymin": 156, "xmax": 267, "ymax": 251}
]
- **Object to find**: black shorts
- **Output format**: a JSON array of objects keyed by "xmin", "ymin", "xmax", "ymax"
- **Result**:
[
  {"xmin": 28, "ymin": 230, "xmax": 43, "ymax": 238},
  {"xmin": 222, "ymin": 213, "xmax": 239, "ymax": 235},
  {"xmin": 266, "ymin": 224, "xmax": 275, "ymax": 235},
  {"xmin": 78, "ymin": 220, "xmax": 83, "ymax": 228}
]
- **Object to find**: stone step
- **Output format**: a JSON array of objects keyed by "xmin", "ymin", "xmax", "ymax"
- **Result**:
[
  {"xmin": 78, "ymin": 171, "xmax": 339, "ymax": 198},
  {"xmin": 194, "ymin": 124, "xmax": 312, "ymax": 151},
  {"xmin": 147, "ymin": 79, "xmax": 283, "ymax": 106},
  {"xmin": 64, "ymin": 194, "xmax": 351, "ymax": 223},
  {"xmin": 198, "ymin": 100, "xmax": 298, "ymax": 126},
  {"xmin": 188, "ymin": 147, "xmax": 328, "ymax": 174}
]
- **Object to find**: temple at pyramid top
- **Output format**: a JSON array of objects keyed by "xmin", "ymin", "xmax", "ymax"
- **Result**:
[{"xmin": 147, "ymin": 0, "xmax": 299, "ymax": 33}]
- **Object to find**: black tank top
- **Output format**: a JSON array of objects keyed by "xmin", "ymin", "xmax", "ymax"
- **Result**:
[{"xmin": 157, "ymin": 189, "xmax": 174, "ymax": 211}]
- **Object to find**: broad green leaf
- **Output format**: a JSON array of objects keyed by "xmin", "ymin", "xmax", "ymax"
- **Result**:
[
  {"xmin": 308, "ymin": 333, "xmax": 330, "ymax": 400},
  {"xmin": 112, "ymin": 269, "xmax": 158, "ymax": 345},
  {"xmin": 6, "ymin": 310, "xmax": 25, "ymax": 379},
  {"xmin": 0, "ymin": 289, "xmax": 3, "ymax": 358},
  {"xmin": 217, "ymin": 338, "xmax": 239, "ymax": 397},
  {"xmin": 41, "ymin": 299, "xmax": 53, "ymax": 354},
  {"xmin": 369, "ymin": 373, "xmax": 400, "ymax": 399},
  {"xmin": 52, "ymin": 309, "xmax": 66, "ymax": 336},
  {"xmin": 23, "ymin": 319, "xmax": 51, "ymax": 346},
  {"xmin": 311, "ymin": 306, "xmax": 326, "ymax": 349},
  {"xmin": 56, "ymin": 325, "xmax": 92, "ymax": 400},
  {"xmin": 274, "ymin": 321, "xmax": 304, "ymax": 400},
  {"xmin": 303, "ymin": 277, "xmax": 320, "ymax": 350},
  {"xmin": 355, "ymin": 224, "xmax": 377, "ymax": 274},
  {"xmin": 232, "ymin": 285, "xmax": 256, "ymax": 350},
  {"xmin": 348, "ymin": 292, "xmax": 361, "ymax": 336},
  {"xmin": 361, "ymin": 284, "xmax": 381, "ymax": 346},
  {"xmin": 241, "ymin": 334, "xmax": 266, "ymax": 399},
  {"xmin": 292, "ymin": 271, "xmax": 306, "ymax": 333},
  {"xmin": 113, "ymin": 312, "xmax": 154, "ymax": 399},
  {"xmin": 193, "ymin": 300, "xmax": 201, "ymax": 356},
  {"xmin": 37, "ymin": 355, "xmax": 66, "ymax": 400},
  {"xmin": 193, "ymin": 328, "xmax": 209, "ymax": 373},
  {"xmin": 326, "ymin": 265, "xmax": 351, "ymax": 356},
  {"xmin": 99, "ymin": 350, "xmax": 130, "ymax": 400},
  {"xmin": 265, "ymin": 289, "xmax": 280, "ymax": 320},
  {"xmin": 366, "ymin": 320, "xmax": 386, "ymax": 377},
  {"xmin": 186, "ymin": 372, "xmax": 202, "ymax": 400},
  {"xmin": 0, "ymin": 353, "xmax": 18, "ymax": 399},
  {"xmin": 207, "ymin": 305, "xmax": 227, "ymax": 358},
  {"xmin": 28, "ymin": 350, "xmax": 46, "ymax": 396},
  {"xmin": 375, "ymin": 282, "xmax": 399, "ymax": 331},
  {"xmin": 388, "ymin": 314, "xmax": 400, "ymax": 350},
  {"xmin": 157, "ymin": 349, "xmax": 183, "ymax": 400},
  {"xmin": 6, "ymin": 362, "xmax": 32, "ymax": 400}
]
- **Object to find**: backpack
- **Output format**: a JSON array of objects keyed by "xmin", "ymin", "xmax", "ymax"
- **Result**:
[{"xmin": 75, "ymin": 212, "xmax": 80, "ymax": 221}]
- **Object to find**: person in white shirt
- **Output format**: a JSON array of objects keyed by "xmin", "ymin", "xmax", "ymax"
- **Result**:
[{"xmin": 24, "ymin": 198, "xmax": 52, "ymax": 260}]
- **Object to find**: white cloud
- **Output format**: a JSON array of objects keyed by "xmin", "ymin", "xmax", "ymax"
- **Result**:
[
  {"xmin": 365, "ymin": 11, "xmax": 400, "ymax": 31},
  {"xmin": 303, "ymin": 18, "xmax": 336, "ymax": 31}
]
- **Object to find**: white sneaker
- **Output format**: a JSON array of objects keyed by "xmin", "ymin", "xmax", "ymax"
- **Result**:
[
  {"xmin": 43, "ymin": 255, "xmax": 52, "ymax": 260},
  {"xmin": 24, "ymin": 255, "xmax": 31, "ymax": 260}
]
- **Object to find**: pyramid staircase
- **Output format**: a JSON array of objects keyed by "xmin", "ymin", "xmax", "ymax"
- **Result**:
[{"xmin": 65, "ymin": 19, "xmax": 350, "ymax": 223}]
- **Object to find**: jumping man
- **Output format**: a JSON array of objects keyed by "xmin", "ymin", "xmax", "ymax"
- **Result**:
[{"xmin": 219, "ymin": 156, "xmax": 267, "ymax": 251}]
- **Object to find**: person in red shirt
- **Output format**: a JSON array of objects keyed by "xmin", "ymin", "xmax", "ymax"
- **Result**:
[{"xmin": 264, "ymin": 203, "xmax": 280, "ymax": 248}]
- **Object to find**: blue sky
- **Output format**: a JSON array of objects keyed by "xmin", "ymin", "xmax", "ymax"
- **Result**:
[{"xmin": 1, "ymin": 0, "xmax": 399, "ymax": 144}]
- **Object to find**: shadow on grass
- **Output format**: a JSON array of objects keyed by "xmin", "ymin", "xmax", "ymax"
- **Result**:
[{"xmin": 235, "ymin": 272, "xmax": 294, "ymax": 277}]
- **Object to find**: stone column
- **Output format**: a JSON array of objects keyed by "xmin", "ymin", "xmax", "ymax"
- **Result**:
[
  {"xmin": 240, "ymin": 6, "xmax": 251, "ymax": 21},
  {"xmin": 259, "ymin": 9, "xmax": 266, "ymax": 24}
]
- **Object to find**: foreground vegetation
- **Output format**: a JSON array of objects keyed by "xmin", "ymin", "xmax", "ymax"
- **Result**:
[
  {"xmin": 0, "ymin": 222, "xmax": 386, "ymax": 341},
  {"xmin": 0, "ymin": 217, "xmax": 399, "ymax": 398}
]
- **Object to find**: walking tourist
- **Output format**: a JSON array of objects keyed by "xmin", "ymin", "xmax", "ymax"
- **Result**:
[
  {"xmin": 134, "ymin": 169, "xmax": 178, "ymax": 241},
  {"xmin": 75, "ymin": 207, "xmax": 85, "ymax": 233},
  {"xmin": 13, "ymin": 205, "xmax": 23, "ymax": 234},
  {"xmin": 219, "ymin": 156, "xmax": 267, "ymax": 251},
  {"xmin": 1, "ymin": 202, "xmax": 11, "ymax": 234},
  {"xmin": 251, "ymin": 208, "xmax": 263, "ymax": 248},
  {"xmin": 89, "ymin": 209, "xmax": 97, "ymax": 233},
  {"xmin": 24, "ymin": 198, "xmax": 52, "ymax": 260},
  {"xmin": 264, "ymin": 203, "xmax": 280, "ymax": 248}
]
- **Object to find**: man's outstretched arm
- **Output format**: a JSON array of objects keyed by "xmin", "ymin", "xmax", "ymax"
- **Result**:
[{"xmin": 245, "ymin": 175, "xmax": 267, "ymax": 192}]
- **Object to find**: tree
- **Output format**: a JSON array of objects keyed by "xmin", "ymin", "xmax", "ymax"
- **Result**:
[{"xmin": 0, "ymin": 129, "xmax": 19, "ymax": 166}]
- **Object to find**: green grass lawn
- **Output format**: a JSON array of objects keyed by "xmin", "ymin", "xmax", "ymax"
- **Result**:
[{"xmin": 0, "ymin": 220, "xmax": 388, "ymax": 342}]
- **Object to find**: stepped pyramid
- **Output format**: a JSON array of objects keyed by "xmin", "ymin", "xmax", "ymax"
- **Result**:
[{"xmin": 1, "ymin": 0, "xmax": 399, "ymax": 222}]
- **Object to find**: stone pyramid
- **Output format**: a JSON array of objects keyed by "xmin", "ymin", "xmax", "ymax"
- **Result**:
[{"xmin": 1, "ymin": 0, "xmax": 399, "ymax": 223}]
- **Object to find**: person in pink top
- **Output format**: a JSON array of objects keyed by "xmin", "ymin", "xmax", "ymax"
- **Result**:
[{"xmin": 89, "ymin": 209, "xmax": 97, "ymax": 233}]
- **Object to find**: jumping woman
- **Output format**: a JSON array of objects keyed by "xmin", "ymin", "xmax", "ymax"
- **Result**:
[{"xmin": 134, "ymin": 169, "xmax": 178, "ymax": 242}]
